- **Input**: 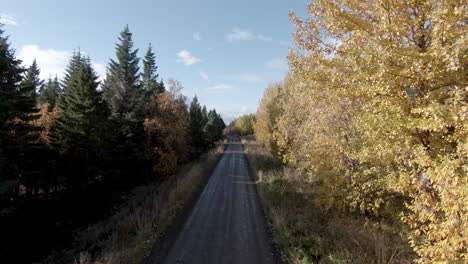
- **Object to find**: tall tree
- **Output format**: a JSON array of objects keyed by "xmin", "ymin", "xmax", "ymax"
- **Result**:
[
  {"xmin": 141, "ymin": 44, "xmax": 164, "ymax": 97},
  {"xmin": 51, "ymin": 50, "xmax": 107, "ymax": 189},
  {"xmin": 38, "ymin": 76, "xmax": 61, "ymax": 110},
  {"xmin": 102, "ymin": 25, "xmax": 144, "ymax": 156},
  {"xmin": 22, "ymin": 59, "xmax": 43, "ymax": 101},
  {"xmin": 145, "ymin": 79, "xmax": 189, "ymax": 176},
  {"xmin": 204, "ymin": 109, "xmax": 225, "ymax": 146},
  {"xmin": 188, "ymin": 95, "xmax": 205, "ymax": 155},
  {"xmin": 0, "ymin": 25, "xmax": 41, "ymax": 190}
]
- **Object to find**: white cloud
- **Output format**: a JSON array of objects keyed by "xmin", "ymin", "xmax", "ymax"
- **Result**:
[
  {"xmin": 226, "ymin": 28, "xmax": 255, "ymax": 42},
  {"xmin": 18, "ymin": 45, "xmax": 107, "ymax": 81},
  {"xmin": 222, "ymin": 74, "xmax": 265, "ymax": 83},
  {"xmin": 93, "ymin": 63, "xmax": 107, "ymax": 81},
  {"xmin": 176, "ymin": 50, "xmax": 201, "ymax": 66},
  {"xmin": 226, "ymin": 28, "xmax": 272, "ymax": 42},
  {"xmin": 266, "ymin": 58, "xmax": 288, "ymax": 71},
  {"xmin": 206, "ymin": 84, "xmax": 235, "ymax": 92},
  {"xmin": 0, "ymin": 14, "xmax": 17, "ymax": 26},
  {"xmin": 199, "ymin": 71, "xmax": 209, "ymax": 81},
  {"xmin": 257, "ymin": 35, "xmax": 273, "ymax": 42},
  {"xmin": 193, "ymin": 32, "xmax": 202, "ymax": 41},
  {"xmin": 18, "ymin": 45, "xmax": 70, "ymax": 80}
]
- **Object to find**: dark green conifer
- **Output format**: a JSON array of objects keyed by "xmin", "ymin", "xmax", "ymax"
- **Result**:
[
  {"xmin": 22, "ymin": 59, "xmax": 44, "ymax": 101},
  {"xmin": 189, "ymin": 96, "xmax": 205, "ymax": 155},
  {"xmin": 38, "ymin": 76, "xmax": 61, "ymax": 110},
  {"xmin": 102, "ymin": 26, "xmax": 145, "ymax": 156},
  {"xmin": 141, "ymin": 44, "xmax": 164, "ymax": 97}
]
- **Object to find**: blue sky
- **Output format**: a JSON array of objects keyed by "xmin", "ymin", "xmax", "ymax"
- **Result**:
[{"xmin": 1, "ymin": 0, "xmax": 309, "ymax": 123}]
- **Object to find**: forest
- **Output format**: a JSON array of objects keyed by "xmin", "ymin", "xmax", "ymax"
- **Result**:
[
  {"xmin": 1, "ymin": 0, "xmax": 467, "ymax": 263},
  {"xmin": 0, "ymin": 25, "xmax": 225, "ymax": 262},
  {"xmin": 229, "ymin": 1, "xmax": 466, "ymax": 263}
]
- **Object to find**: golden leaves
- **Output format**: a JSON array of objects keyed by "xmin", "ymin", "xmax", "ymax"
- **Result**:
[{"xmin": 255, "ymin": 0, "xmax": 468, "ymax": 262}]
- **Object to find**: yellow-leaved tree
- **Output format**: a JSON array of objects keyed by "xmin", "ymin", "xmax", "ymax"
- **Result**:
[
  {"xmin": 144, "ymin": 79, "xmax": 189, "ymax": 176},
  {"xmin": 257, "ymin": 0, "xmax": 467, "ymax": 262}
]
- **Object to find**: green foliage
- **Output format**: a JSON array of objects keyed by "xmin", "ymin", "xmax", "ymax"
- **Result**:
[
  {"xmin": 22, "ymin": 59, "xmax": 43, "ymax": 101},
  {"xmin": 203, "ymin": 109, "xmax": 226, "ymax": 147},
  {"xmin": 141, "ymin": 44, "xmax": 164, "ymax": 97},
  {"xmin": 0, "ymin": 25, "xmax": 41, "ymax": 181},
  {"xmin": 51, "ymin": 50, "xmax": 109, "ymax": 188},
  {"xmin": 38, "ymin": 76, "xmax": 62, "ymax": 111},
  {"xmin": 189, "ymin": 95, "xmax": 205, "ymax": 154},
  {"xmin": 102, "ymin": 25, "xmax": 145, "ymax": 156}
]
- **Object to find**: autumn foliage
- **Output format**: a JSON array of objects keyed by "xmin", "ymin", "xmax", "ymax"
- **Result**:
[
  {"xmin": 144, "ymin": 80, "xmax": 189, "ymax": 176},
  {"xmin": 255, "ymin": 0, "xmax": 467, "ymax": 262}
]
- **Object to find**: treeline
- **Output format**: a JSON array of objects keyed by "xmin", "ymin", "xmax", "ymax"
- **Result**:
[
  {"xmin": 224, "ymin": 114, "xmax": 255, "ymax": 136},
  {"xmin": 0, "ymin": 25, "xmax": 225, "ymax": 261},
  {"xmin": 254, "ymin": 1, "xmax": 466, "ymax": 263}
]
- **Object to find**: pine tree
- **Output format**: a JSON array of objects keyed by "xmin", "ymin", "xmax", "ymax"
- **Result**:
[
  {"xmin": 141, "ymin": 44, "xmax": 164, "ymax": 97},
  {"xmin": 22, "ymin": 59, "xmax": 44, "ymax": 101},
  {"xmin": 0, "ymin": 25, "xmax": 41, "ymax": 187},
  {"xmin": 38, "ymin": 76, "xmax": 61, "ymax": 111},
  {"xmin": 51, "ymin": 51, "xmax": 108, "ymax": 189},
  {"xmin": 188, "ymin": 95, "xmax": 205, "ymax": 155},
  {"xmin": 53, "ymin": 51, "xmax": 105, "ymax": 153},
  {"xmin": 102, "ymin": 25, "xmax": 144, "ymax": 156},
  {"xmin": 201, "ymin": 105, "xmax": 208, "ymax": 127},
  {"xmin": 204, "ymin": 109, "xmax": 224, "ymax": 146},
  {"xmin": 0, "ymin": 26, "xmax": 24, "ymax": 129}
]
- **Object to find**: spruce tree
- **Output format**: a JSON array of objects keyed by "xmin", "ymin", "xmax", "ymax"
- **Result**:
[
  {"xmin": 0, "ymin": 26, "xmax": 41, "ymax": 183},
  {"xmin": 189, "ymin": 96, "xmax": 205, "ymax": 155},
  {"xmin": 201, "ymin": 105, "xmax": 208, "ymax": 127},
  {"xmin": 204, "ymin": 109, "xmax": 226, "ymax": 146},
  {"xmin": 38, "ymin": 76, "xmax": 61, "ymax": 110},
  {"xmin": 51, "ymin": 50, "xmax": 108, "ymax": 189},
  {"xmin": 102, "ymin": 25, "xmax": 144, "ymax": 156},
  {"xmin": 52, "ymin": 50, "xmax": 105, "ymax": 154},
  {"xmin": 141, "ymin": 44, "xmax": 164, "ymax": 97},
  {"xmin": 22, "ymin": 59, "xmax": 44, "ymax": 101}
]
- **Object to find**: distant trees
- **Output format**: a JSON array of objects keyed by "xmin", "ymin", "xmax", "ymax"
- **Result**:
[
  {"xmin": 38, "ymin": 76, "xmax": 61, "ymax": 110},
  {"xmin": 226, "ymin": 114, "xmax": 255, "ymax": 136},
  {"xmin": 254, "ymin": 1, "xmax": 468, "ymax": 262}
]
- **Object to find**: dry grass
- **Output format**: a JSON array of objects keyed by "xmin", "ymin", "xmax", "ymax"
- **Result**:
[
  {"xmin": 242, "ymin": 138, "xmax": 415, "ymax": 264},
  {"xmin": 44, "ymin": 140, "xmax": 227, "ymax": 264}
]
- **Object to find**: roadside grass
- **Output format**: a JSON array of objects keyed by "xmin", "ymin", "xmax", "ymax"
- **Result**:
[
  {"xmin": 44, "ymin": 140, "xmax": 227, "ymax": 264},
  {"xmin": 242, "ymin": 137, "xmax": 415, "ymax": 264}
]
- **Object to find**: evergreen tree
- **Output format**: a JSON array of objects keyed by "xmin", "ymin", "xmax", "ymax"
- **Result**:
[
  {"xmin": 0, "ymin": 25, "xmax": 41, "ymax": 184},
  {"xmin": 204, "ymin": 109, "xmax": 226, "ymax": 146},
  {"xmin": 102, "ymin": 25, "xmax": 144, "ymax": 156},
  {"xmin": 188, "ymin": 95, "xmax": 205, "ymax": 155},
  {"xmin": 0, "ymin": 26, "xmax": 23, "ymax": 128},
  {"xmin": 53, "ymin": 51, "xmax": 105, "ymax": 153},
  {"xmin": 22, "ymin": 59, "xmax": 44, "ymax": 101},
  {"xmin": 201, "ymin": 105, "xmax": 208, "ymax": 127},
  {"xmin": 141, "ymin": 44, "xmax": 164, "ymax": 97},
  {"xmin": 38, "ymin": 76, "xmax": 61, "ymax": 110},
  {"xmin": 51, "ymin": 51, "xmax": 108, "ymax": 188}
]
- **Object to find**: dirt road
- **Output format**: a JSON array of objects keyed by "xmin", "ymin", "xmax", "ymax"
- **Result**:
[{"xmin": 146, "ymin": 137, "xmax": 280, "ymax": 264}]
